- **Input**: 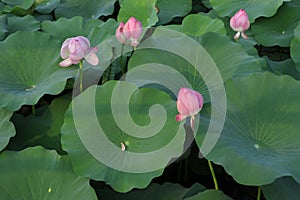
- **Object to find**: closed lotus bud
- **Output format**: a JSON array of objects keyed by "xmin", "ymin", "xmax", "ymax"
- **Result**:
[
  {"xmin": 116, "ymin": 22, "xmax": 127, "ymax": 45},
  {"xmin": 116, "ymin": 17, "xmax": 142, "ymax": 47},
  {"xmin": 176, "ymin": 88, "xmax": 204, "ymax": 130},
  {"xmin": 59, "ymin": 36, "xmax": 99, "ymax": 67},
  {"xmin": 230, "ymin": 9, "xmax": 250, "ymax": 40}
]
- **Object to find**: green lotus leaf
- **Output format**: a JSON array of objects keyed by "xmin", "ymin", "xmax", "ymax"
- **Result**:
[
  {"xmin": 0, "ymin": 31, "xmax": 77, "ymax": 111},
  {"xmin": 181, "ymin": 13, "xmax": 226, "ymax": 36},
  {"xmin": 7, "ymin": 15, "xmax": 40, "ymax": 34},
  {"xmin": 0, "ymin": 108, "xmax": 15, "ymax": 151},
  {"xmin": 0, "ymin": 147, "xmax": 97, "ymax": 199},
  {"xmin": 55, "ymin": 0, "xmax": 116, "ymax": 19},
  {"xmin": 264, "ymin": 57, "xmax": 300, "ymax": 79},
  {"xmin": 117, "ymin": 0, "xmax": 158, "ymax": 27},
  {"xmin": 156, "ymin": 0, "xmax": 192, "ymax": 25},
  {"xmin": 42, "ymin": 16, "xmax": 118, "ymax": 45},
  {"xmin": 196, "ymin": 72, "xmax": 300, "ymax": 185},
  {"xmin": 291, "ymin": 22, "xmax": 300, "ymax": 71},
  {"xmin": 0, "ymin": 15, "xmax": 7, "ymax": 40},
  {"xmin": 236, "ymin": 38, "xmax": 259, "ymax": 57},
  {"xmin": 251, "ymin": 1, "xmax": 300, "ymax": 47},
  {"xmin": 262, "ymin": 177, "xmax": 300, "ymax": 200},
  {"xmin": 1, "ymin": 0, "xmax": 35, "ymax": 15},
  {"xmin": 34, "ymin": 14, "xmax": 53, "ymax": 22},
  {"xmin": 209, "ymin": 0, "xmax": 285, "ymax": 23},
  {"xmin": 35, "ymin": 0, "xmax": 60, "ymax": 14},
  {"xmin": 184, "ymin": 190, "xmax": 233, "ymax": 200},
  {"xmin": 100, "ymin": 182, "xmax": 205, "ymax": 200},
  {"xmin": 0, "ymin": 15, "xmax": 7, "ymax": 32},
  {"xmin": 7, "ymin": 94, "xmax": 71, "ymax": 154},
  {"xmin": 61, "ymin": 81, "xmax": 185, "ymax": 192},
  {"xmin": 202, "ymin": 0, "xmax": 212, "ymax": 8},
  {"xmin": 2, "ymin": 0, "xmax": 34, "ymax": 10},
  {"xmin": 0, "ymin": 15, "xmax": 40, "ymax": 40},
  {"xmin": 3, "ymin": 0, "xmax": 34, "ymax": 15},
  {"xmin": 198, "ymin": 33, "xmax": 265, "ymax": 77}
]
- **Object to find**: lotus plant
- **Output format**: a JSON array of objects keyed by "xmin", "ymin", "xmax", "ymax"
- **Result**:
[
  {"xmin": 116, "ymin": 17, "xmax": 143, "ymax": 47},
  {"xmin": 230, "ymin": 9, "xmax": 250, "ymax": 41},
  {"xmin": 59, "ymin": 36, "xmax": 99, "ymax": 67},
  {"xmin": 176, "ymin": 87, "xmax": 204, "ymax": 130}
]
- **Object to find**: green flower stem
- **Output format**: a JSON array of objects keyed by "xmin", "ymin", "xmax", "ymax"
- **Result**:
[
  {"xmin": 120, "ymin": 44, "xmax": 125, "ymax": 75},
  {"xmin": 208, "ymin": 160, "xmax": 219, "ymax": 190},
  {"xmin": 110, "ymin": 47, "xmax": 117, "ymax": 80},
  {"xmin": 79, "ymin": 60, "xmax": 83, "ymax": 93},
  {"xmin": 257, "ymin": 186, "xmax": 261, "ymax": 200},
  {"xmin": 32, "ymin": 105, "xmax": 36, "ymax": 115}
]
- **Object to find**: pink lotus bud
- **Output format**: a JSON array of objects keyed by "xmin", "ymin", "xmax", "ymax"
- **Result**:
[
  {"xmin": 116, "ymin": 22, "xmax": 127, "ymax": 45},
  {"xmin": 230, "ymin": 9, "xmax": 250, "ymax": 40},
  {"xmin": 59, "ymin": 36, "xmax": 99, "ymax": 67},
  {"xmin": 176, "ymin": 88, "xmax": 204, "ymax": 130},
  {"xmin": 116, "ymin": 17, "xmax": 142, "ymax": 47}
]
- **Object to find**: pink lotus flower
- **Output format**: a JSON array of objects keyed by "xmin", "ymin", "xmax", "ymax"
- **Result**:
[
  {"xmin": 176, "ymin": 88, "xmax": 204, "ymax": 130},
  {"xmin": 59, "ymin": 36, "xmax": 99, "ymax": 67},
  {"xmin": 230, "ymin": 9, "xmax": 250, "ymax": 40},
  {"xmin": 116, "ymin": 17, "xmax": 142, "ymax": 47}
]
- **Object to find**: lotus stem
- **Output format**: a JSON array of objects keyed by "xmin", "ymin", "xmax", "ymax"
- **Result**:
[
  {"xmin": 110, "ymin": 47, "xmax": 117, "ymax": 80},
  {"xmin": 120, "ymin": 44, "xmax": 125, "ymax": 75},
  {"xmin": 79, "ymin": 60, "xmax": 83, "ymax": 93},
  {"xmin": 32, "ymin": 105, "xmax": 36, "ymax": 115},
  {"xmin": 208, "ymin": 160, "xmax": 219, "ymax": 190},
  {"xmin": 257, "ymin": 186, "xmax": 261, "ymax": 200}
]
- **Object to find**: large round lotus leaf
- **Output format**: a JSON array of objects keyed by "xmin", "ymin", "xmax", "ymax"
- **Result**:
[
  {"xmin": 0, "ymin": 108, "xmax": 15, "ymax": 151},
  {"xmin": 184, "ymin": 190, "xmax": 233, "ymax": 200},
  {"xmin": 209, "ymin": 0, "xmax": 285, "ymax": 23},
  {"xmin": 251, "ymin": 1, "xmax": 300, "ymax": 47},
  {"xmin": 262, "ymin": 177, "xmax": 300, "ymax": 200},
  {"xmin": 100, "ymin": 182, "xmax": 205, "ymax": 200},
  {"xmin": 42, "ymin": 16, "xmax": 118, "ymax": 46},
  {"xmin": 291, "ymin": 22, "xmax": 300, "ymax": 71},
  {"xmin": 7, "ymin": 94, "xmax": 71, "ymax": 154},
  {"xmin": 0, "ymin": 31, "xmax": 77, "ymax": 111},
  {"xmin": 196, "ymin": 72, "xmax": 300, "ymax": 185},
  {"xmin": 61, "ymin": 81, "xmax": 186, "ymax": 192},
  {"xmin": 181, "ymin": 13, "xmax": 226, "ymax": 36},
  {"xmin": 156, "ymin": 0, "xmax": 192, "ymax": 25},
  {"xmin": 0, "ymin": 147, "xmax": 97, "ymax": 199},
  {"xmin": 117, "ymin": 0, "xmax": 158, "ymax": 27},
  {"xmin": 35, "ymin": 0, "xmax": 60, "ymax": 14},
  {"xmin": 55, "ymin": 0, "xmax": 116, "ymax": 19},
  {"xmin": 128, "ymin": 30, "xmax": 263, "ymax": 102}
]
